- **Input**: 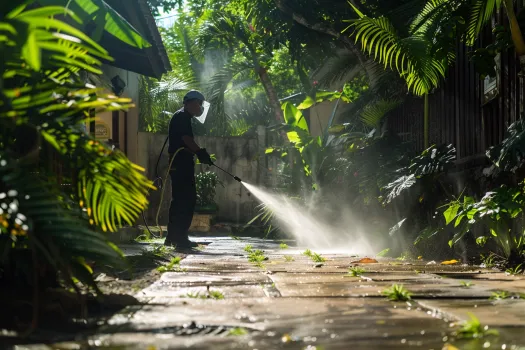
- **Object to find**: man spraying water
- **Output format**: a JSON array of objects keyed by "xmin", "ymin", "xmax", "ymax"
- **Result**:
[{"xmin": 165, "ymin": 90, "xmax": 213, "ymax": 248}]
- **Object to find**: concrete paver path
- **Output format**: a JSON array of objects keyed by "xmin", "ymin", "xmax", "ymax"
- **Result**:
[{"xmin": 94, "ymin": 237, "xmax": 525, "ymax": 349}]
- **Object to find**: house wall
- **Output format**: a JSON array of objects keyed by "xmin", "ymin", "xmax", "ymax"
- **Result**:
[
  {"xmin": 87, "ymin": 64, "xmax": 141, "ymax": 163},
  {"xmin": 309, "ymin": 100, "xmax": 339, "ymax": 137}
]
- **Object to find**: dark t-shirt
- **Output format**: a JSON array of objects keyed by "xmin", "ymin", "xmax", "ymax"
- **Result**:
[{"xmin": 168, "ymin": 108, "xmax": 194, "ymax": 166}]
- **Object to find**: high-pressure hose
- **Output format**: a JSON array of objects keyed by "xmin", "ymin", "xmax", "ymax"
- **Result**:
[{"xmin": 141, "ymin": 133, "xmax": 183, "ymax": 239}]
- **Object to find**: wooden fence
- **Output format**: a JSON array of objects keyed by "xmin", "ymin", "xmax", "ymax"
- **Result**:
[{"xmin": 388, "ymin": 5, "xmax": 525, "ymax": 165}]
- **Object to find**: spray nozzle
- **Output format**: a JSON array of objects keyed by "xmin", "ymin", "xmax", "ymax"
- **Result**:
[{"xmin": 213, "ymin": 164, "xmax": 242, "ymax": 183}]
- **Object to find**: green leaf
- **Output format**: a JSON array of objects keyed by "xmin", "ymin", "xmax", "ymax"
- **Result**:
[
  {"xmin": 265, "ymin": 148, "xmax": 274, "ymax": 154},
  {"xmin": 444, "ymin": 204, "xmax": 460, "ymax": 225},
  {"xmin": 476, "ymin": 236, "xmax": 488, "ymax": 246},
  {"xmin": 22, "ymin": 30, "xmax": 41, "ymax": 71},
  {"xmin": 376, "ymin": 248, "xmax": 390, "ymax": 257},
  {"xmin": 16, "ymin": 6, "xmax": 82, "ymax": 23},
  {"xmin": 286, "ymin": 131, "xmax": 301, "ymax": 144},
  {"xmin": 39, "ymin": 0, "xmax": 150, "ymax": 48},
  {"xmin": 282, "ymin": 102, "xmax": 309, "ymax": 132},
  {"xmin": 297, "ymin": 95, "xmax": 315, "ymax": 109}
]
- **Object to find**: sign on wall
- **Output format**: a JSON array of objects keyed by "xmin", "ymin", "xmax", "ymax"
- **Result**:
[
  {"xmin": 95, "ymin": 120, "xmax": 110, "ymax": 140},
  {"xmin": 482, "ymin": 53, "xmax": 501, "ymax": 105}
]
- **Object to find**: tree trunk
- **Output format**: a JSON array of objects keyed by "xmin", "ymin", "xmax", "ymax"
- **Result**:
[
  {"xmin": 257, "ymin": 66, "xmax": 284, "ymax": 122},
  {"xmin": 424, "ymin": 93, "xmax": 429, "ymax": 148},
  {"xmin": 503, "ymin": 0, "xmax": 525, "ymax": 72}
]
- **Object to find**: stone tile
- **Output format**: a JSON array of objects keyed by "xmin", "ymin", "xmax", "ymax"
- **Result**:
[
  {"xmin": 140, "ymin": 283, "xmax": 267, "ymax": 298},
  {"xmin": 274, "ymin": 279, "xmax": 493, "ymax": 298},
  {"xmin": 96, "ymin": 297, "xmax": 525, "ymax": 350},
  {"xmin": 159, "ymin": 271, "xmax": 271, "ymax": 285},
  {"xmin": 418, "ymin": 299, "xmax": 525, "ymax": 327}
]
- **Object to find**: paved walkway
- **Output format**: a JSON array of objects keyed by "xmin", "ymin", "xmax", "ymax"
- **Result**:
[{"xmin": 96, "ymin": 237, "xmax": 525, "ymax": 349}]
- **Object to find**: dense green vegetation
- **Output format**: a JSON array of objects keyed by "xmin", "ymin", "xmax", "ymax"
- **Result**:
[
  {"xmin": 0, "ymin": 0, "xmax": 153, "ymax": 330},
  {"xmin": 140, "ymin": 0, "xmax": 525, "ymax": 269}
]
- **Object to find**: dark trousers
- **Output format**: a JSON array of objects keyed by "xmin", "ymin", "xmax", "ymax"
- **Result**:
[{"xmin": 166, "ymin": 159, "xmax": 196, "ymax": 243}]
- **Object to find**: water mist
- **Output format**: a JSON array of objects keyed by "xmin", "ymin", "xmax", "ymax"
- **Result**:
[{"xmin": 242, "ymin": 182, "xmax": 378, "ymax": 255}]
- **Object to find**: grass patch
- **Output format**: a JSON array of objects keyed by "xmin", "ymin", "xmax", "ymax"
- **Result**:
[
  {"xmin": 303, "ymin": 249, "xmax": 325, "ymax": 263},
  {"xmin": 142, "ymin": 245, "xmax": 174, "ymax": 259},
  {"xmin": 348, "ymin": 267, "xmax": 366, "ymax": 277},
  {"xmin": 454, "ymin": 313, "xmax": 498, "ymax": 339},
  {"xmin": 228, "ymin": 327, "xmax": 248, "ymax": 336},
  {"xmin": 382, "ymin": 284, "xmax": 412, "ymax": 301},
  {"xmin": 279, "ymin": 242, "xmax": 289, "ymax": 249},
  {"xmin": 247, "ymin": 249, "xmax": 268, "ymax": 268},
  {"xmin": 184, "ymin": 289, "xmax": 225, "ymax": 300},
  {"xmin": 396, "ymin": 251, "xmax": 411, "ymax": 261},
  {"xmin": 460, "ymin": 281, "xmax": 473, "ymax": 288},
  {"xmin": 489, "ymin": 291, "xmax": 509, "ymax": 300},
  {"xmin": 208, "ymin": 289, "xmax": 225, "ymax": 300},
  {"xmin": 244, "ymin": 244, "xmax": 253, "ymax": 252},
  {"xmin": 506, "ymin": 263, "xmax": 524, "ymax": 275},
  {"xmin": 284, "ymin": 255, "xmax": 295, "ymax": 262},
  {"xmin": 157, "ymin": 256, "xmax": 185, "ymax": 273},
  {"xmin": 311, "ymin": 252, "xmax": 326, "ymax": 263}
]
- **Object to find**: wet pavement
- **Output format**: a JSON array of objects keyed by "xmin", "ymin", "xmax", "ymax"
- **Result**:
[{"xmin": 21, "ymin": 237, "xmax": 525, "ymax": 349}]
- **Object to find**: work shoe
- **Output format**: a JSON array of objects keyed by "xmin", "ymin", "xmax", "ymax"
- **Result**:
[{"xmin": 164, "ymin": 238, "xmax": 199, "ymax": 249}]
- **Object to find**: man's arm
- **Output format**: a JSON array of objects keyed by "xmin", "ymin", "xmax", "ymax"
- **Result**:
[{"xmin": 182, "ymin": 135, "xmax": 200, "ymax": 153}]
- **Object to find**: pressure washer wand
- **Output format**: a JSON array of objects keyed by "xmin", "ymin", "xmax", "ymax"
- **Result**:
[{"xmin": 213, "ymin": 164, "xmax": 242, "ymax": 182}]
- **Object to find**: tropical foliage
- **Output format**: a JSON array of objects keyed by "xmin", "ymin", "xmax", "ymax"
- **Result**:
[{"xmin": 0, "ymin": 0, "xmax": 152, "ymax": 303}]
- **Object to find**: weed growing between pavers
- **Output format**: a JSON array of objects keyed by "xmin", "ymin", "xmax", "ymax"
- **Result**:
[
  {"xmin": 284, "ymin": 255, "xmax": 294, "ymax": 262},
  {"xmin": 452, "ymin": 313, "xmax": 498, "ymax": 339},
  {"xmin": 505, "ymin": 263, "xmax": 524, "ymax": 275},
  {"xmin": 460, "ymin": 281, "xmax": 473, "ymax": 288},
  {"xmin": 303, "ymin": 249, "xmax": 326, "ymax": 263},
  {"xmin": 490, "ymin": 291, "xmax": 509, "ymax": 300},
  {"xmin": 184, "ymin": 287, "xmax": 225, "ymax": 300},
  {"xmin": 245, "ymin": 245, "xmax": 268, "ymax": 268},
  {"xmin": 228, "ymin": 327, "xmax": 248, "ymax": 336},
  {"xmin": 382, "ymin": 284, "xmax": 412, "ymax": 301},
  {"xmin": 279, "ymin": 242, "xmax": 289, "ymax": 249},
  {"xmin": 142, "ymin": 245, "xmax": 175, "ymax": 259},
  {"xmin": 347, "ymin": 267, "xmax": 366, "ymax": 277},
  {"xmin": 157, "ymin": 256, "xmax": 186, "ymax": 273}
]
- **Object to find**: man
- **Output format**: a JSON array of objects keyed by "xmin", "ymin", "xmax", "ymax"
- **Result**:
[{"xmin": 165, "ymin": 90, "xmax": 213, "ymax": 248}]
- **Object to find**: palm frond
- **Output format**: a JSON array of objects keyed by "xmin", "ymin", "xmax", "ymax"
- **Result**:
[
  {"xmin": 467, "ymin": 0, "xmax": 502, "ymax": 45},
  {"xmin": 382, "ymin": 174, "xmax": 417, "ymax": 203},
  {"xmin": 349, "ymin": 5, "xmax": 449, "ymax": 95},
  {"xmin": 0, "ymin": 151, "xmax": 125, "ymax": 291},
  {"xmin": 410, "ymin": 0, "xmax": 450, "ymax": 34},
  {"xmin": 360, "ymin": 99, "xmax": 401, "ymax": 129},
  {"xmin": 1, "ymin": 3, "xmax": 153, "ymax": 293}
]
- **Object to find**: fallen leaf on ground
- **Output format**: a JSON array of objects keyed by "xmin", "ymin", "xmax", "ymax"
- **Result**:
[
  {"xmin": 442, "ymin": 344, "xmax": 459, "ymax": 350},
  {"xmin": 441, "ymin": 259, "xmax": 460, "ymax": 265},
  {"xmin": 418, "ymin": 256, "xmax": 423, "ymax": 260},
  {"xmin": 352, "ymin": 258, "xmax": 379, "ymax": 264},
  {"xmin": 281, "ymin": 334, "xmax": 292, "ymax": 343}
]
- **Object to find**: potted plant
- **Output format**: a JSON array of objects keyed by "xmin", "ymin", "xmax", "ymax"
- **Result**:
[{"xmin": 195, "ymin": 171, "xmax": 221, "ymax": 214}]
